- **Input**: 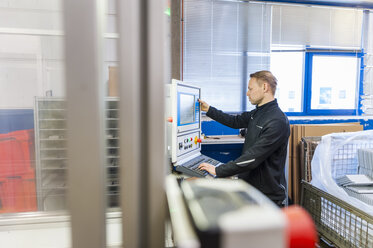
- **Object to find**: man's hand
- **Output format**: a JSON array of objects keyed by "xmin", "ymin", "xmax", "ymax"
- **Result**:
[
  {"xmin": 198, "ymin": 163, "xmax": 216, "ymax": 176},
  {"xmin": 198, "ymin": 99, "xmax": 210, "ymax": 112}
]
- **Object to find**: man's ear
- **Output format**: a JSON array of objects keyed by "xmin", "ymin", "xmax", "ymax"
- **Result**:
[{"xmin": 263, "ymin": 82, "xmax": 269, "ymax": 92}]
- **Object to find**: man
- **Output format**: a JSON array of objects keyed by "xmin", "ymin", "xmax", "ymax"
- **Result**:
[{"xmin": 198, "ymin": 70, "xmax": 290, "ymax": 207}]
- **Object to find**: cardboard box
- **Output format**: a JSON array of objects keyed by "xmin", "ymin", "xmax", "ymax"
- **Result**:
[{"xmin": 288, "ymin": 123, "xmax": 363, "ymax": 204}]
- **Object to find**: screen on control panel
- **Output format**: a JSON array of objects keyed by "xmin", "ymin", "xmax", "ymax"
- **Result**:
[{"xmin": 179, "ymin": 94, "xmax": 196, "ymax": 125}]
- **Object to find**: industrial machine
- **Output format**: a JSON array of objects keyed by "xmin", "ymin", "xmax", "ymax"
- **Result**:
[
  {"xmin": 166, "ymin": 175, "xmax": 318, "ymax": 248},
  {"xmin": 166, "ymin": 79, "xmax": 221, "ymax": 177}
]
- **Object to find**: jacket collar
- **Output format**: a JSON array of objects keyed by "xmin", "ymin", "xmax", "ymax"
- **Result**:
[{"xmin": 256, "ymin": 99, "xmax": 278, "ymax": 111}]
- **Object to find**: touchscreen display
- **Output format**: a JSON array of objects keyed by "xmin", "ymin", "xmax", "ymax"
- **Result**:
[{"xmin": 179, "ymin": 94, "xmax": 196, "ymax": 125}]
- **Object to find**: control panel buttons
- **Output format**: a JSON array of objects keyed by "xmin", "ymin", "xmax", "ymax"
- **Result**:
[{"xmin": 176, "ymin": 132, "xmax": 200, "ymax": 156}]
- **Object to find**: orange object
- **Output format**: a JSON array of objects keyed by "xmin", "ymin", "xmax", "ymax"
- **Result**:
[
  {"xmin": 0, "ymin": 130, "xmax": 34, "ymax": 178},
  {"xmin": 167, "ymin": 117, "xmax": 173, "ymax": 123},
  {"xmin": 0, "ymin": 129, "xmax": 37, "ymax": 213},
  {"xmin": 282, "ymin": 206, "xmax": 318, "ymax": 248},
  {"xmin": 0, "ymin": 172, "xmax": 37, "ymax": 213},
  {"xmin": 194, "ymin": 137, "xmax": 202, "ymax": 144}
]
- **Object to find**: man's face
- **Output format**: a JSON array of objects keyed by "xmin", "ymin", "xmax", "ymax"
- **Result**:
[{"xmin": 246, "ymin": 78, "xmax": 265, "ymax": 106}]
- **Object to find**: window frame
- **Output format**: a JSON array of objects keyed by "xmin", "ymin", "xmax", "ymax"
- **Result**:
[
  {"xmin": 203, "ymin": 50, "xmax": 365, "ymax": 116},
  {"xmin": 301, "ymin": 50, "xmax": 364, "ymax": 116}
]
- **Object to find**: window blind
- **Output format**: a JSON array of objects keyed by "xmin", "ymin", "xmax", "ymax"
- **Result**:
[
  {"xmin": 183, "ymin": 0, "xmax": 271, "ymax": 112},
  {"xmin": 272, "ymin": 4, "xmax": 362, "ymax": 48}
]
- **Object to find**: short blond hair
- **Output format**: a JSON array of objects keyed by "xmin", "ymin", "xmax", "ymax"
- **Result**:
[{"xmin": 250, "ymin": 70, "xmax": 277, "ymax": 94}]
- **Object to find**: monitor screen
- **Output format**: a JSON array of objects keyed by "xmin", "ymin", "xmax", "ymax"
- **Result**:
[{"xmin": 179, "ymin": 94, "xmax": 196, "ymax": 125}]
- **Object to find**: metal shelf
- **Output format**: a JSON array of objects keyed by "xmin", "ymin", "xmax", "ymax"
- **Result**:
[
  {"xmin": 40, "ymin": 148, "xmax": 67, "ymax": 151},
  {"xmin": 35, "ymin": 97, "xmax": 120, "ymax": 211}
]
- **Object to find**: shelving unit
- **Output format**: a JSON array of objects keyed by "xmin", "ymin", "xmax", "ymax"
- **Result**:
[
  {"xmin": 105, "ymin": 99, "xmax": 120, "ymax": 208},
  {"xmin": 34, "ymin": 97, "xmax": 120, "ymax": 211}
]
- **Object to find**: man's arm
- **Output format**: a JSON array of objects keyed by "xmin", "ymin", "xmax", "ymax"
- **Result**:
[
  {"xmin": 198, "ymin": 99, "xmax": 250, "ymax": 129},
  {"xmin": 215, "ymin": 119, "xmax": 289, "ymax": 177}
]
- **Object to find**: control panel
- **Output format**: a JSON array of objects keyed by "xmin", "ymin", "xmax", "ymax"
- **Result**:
[
  {"xmin": 166, "ymin": 80, "xmax": 202, "ymax": 163},
  {"xmin": 176, "ymin": 131, "xmax": 202, "ymax": 157}
]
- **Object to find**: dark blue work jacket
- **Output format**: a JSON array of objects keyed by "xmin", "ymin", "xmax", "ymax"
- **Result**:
[{"xmin": 207, "ymin": 99, "xmax": 290, "ymax": 202}]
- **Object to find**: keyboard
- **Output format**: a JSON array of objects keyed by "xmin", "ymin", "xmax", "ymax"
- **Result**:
[{"xmin": 175, "ymin": 155, "xmax": 222, "ymax": 178}]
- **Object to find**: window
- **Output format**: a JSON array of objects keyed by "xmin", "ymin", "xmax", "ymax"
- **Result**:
[
  {"xmin": 270, "ymin": 50, "xmax": 304, "ymax": 112},
  {"xmin": 270, "ymin": 5, "xmax": 364, "ymax": 115},
  {"xmin": 183, "ymin": 2, "xmax": 365, "ymax": 115},
  {"xmin": 270, "ymin": 50, "xmax": 362, "ymax": 115},
  {"xmin": 306, "ymin": 52, "xmax": 362, "ymax": 115}
]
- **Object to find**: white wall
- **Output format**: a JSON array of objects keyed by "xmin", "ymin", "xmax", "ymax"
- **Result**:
[{"xmin": 0, "ymin": 0, "xmax": 118, "ymax": 108}]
